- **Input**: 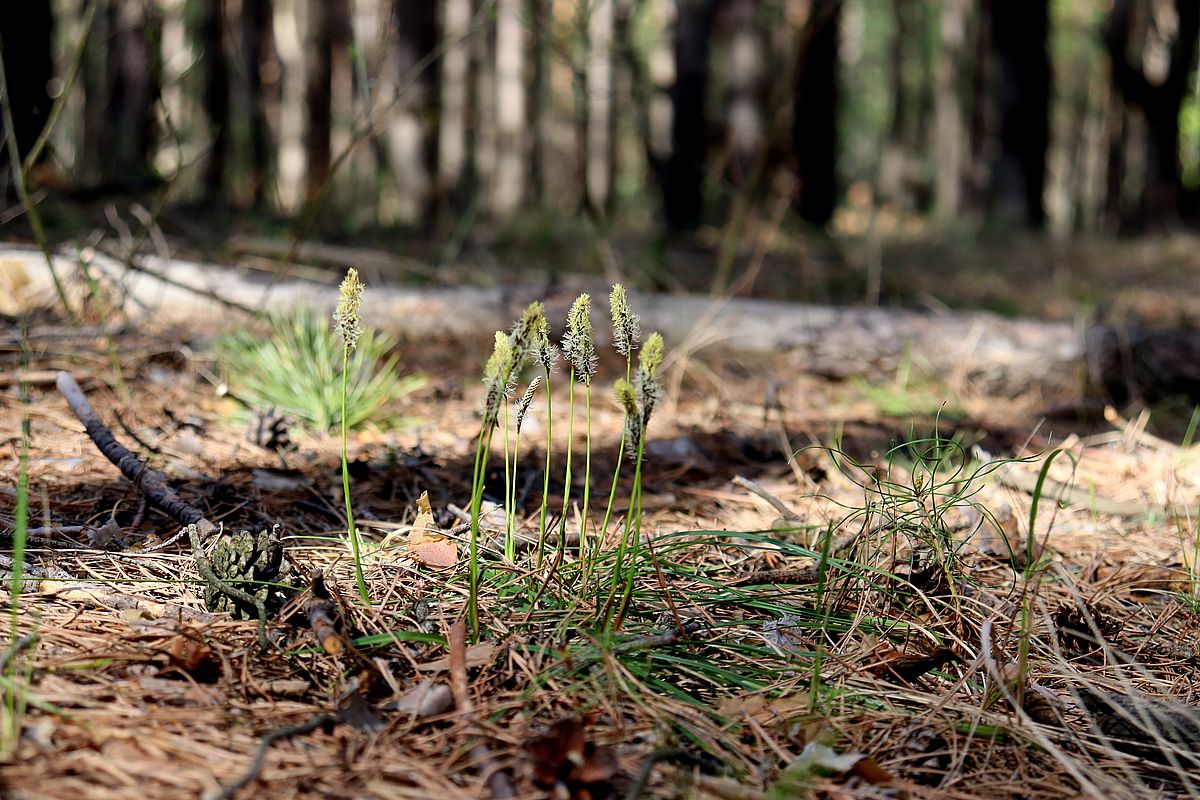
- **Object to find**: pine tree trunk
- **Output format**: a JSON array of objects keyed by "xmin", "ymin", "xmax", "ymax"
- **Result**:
[
  {"xmin": 585, "ymin": 0, "xmax": 614, "ymax": 215},
  {"xmin": 792, "ymin": 0, "xmax": 839, "ymax": 226},
  {"xmin": 1105, "ymin": 0, "xmax": 1199, "ymax": 228},
  {"xmin": 438, "ymin": 0, "xmax": 472, "ymax": 211},
  {"xmin": 85, "ymin": 0, "xmax": 160, "ymax": 188},
  {"xmin": 933, "ymin": 0, "xmax": 965, "ymax": 223},
  {"xmin": 725, "ymin": 0, "xmax": 763, "ymax": 187},
  {"xmin": 302, "ymin": 0, "xmax": 333, "ymax": 202},
  {"xmin": 382, "ymin": 0, "xmax": 438, "ymax": 225},
  {"xmin": 240, "ymin": 0, "xmax": 277, "ymax": 207},
  {"xmin": 493, "ymin": 0, "xmax": 525, "ymax": 216},
  {"xmin": 0, "ymin": 0, "xmax": 55, "ymax": 187},
  {"xmin": 199, "ymin": 1, "xmax": 229, "ymax": 199},
  {"xmin": 273, "ymin": 0, "xmax": 306, "ymax": 210},
  {"xmin": 663, "ymin": 0, "xmax": 717, "ymax": 231},
  {"xmin": 987, "ymin": 0, "xmax": 1049, "ymax": 227}
]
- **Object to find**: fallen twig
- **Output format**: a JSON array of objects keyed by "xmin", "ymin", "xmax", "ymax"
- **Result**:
[
  {"xmin": 211, "ymin": 712, "xmax": 336, "ymax": 800},
  {"xmin": 55, "ymin": 371, "xmax": 217, "ymax": 541},
  {"xmin": 732, "ymin": 475, "xmax": 803, "ymax": 521},
  {"xmin": 449, "ymin": 620, "xmax": 515, "ymax": 799}
]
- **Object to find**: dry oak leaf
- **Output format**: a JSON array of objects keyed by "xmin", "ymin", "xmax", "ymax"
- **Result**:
[{"xmin": 407, "ymin": 491, "xmax": 458, "ymax": 569}]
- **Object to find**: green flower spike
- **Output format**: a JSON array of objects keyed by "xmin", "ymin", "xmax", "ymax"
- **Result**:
[
  {"xmin": 333, "ymin": 268, "xmax": 364, "ymax": 352},
  {"xmin": 635, "ymin": 332, "xmax": 664, "ymax": 424},
  {"xmin": 609, "ymin": 284, "xmax": 641, "ymax": 357},
  {"xmin": 615, "ymin": 378, "xmax": 642, "ymax": 457},
  {"xmin": 563, "ymin": 293, "xmax": 597, "ymax": 382},
  {"xmin": 515, "ymin": 376, "xmax": 542, "ymax": 433},
  {"xmin": 483, "ymin": 331, "xmax": 516, "ymax": 421}
]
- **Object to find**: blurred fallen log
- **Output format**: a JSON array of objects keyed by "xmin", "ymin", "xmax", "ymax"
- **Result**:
[{"xmin": 10, "ymin": 245, "xmax": 1200, "ymax": 402}]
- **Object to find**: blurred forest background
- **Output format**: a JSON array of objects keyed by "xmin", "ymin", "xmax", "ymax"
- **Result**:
[{"xmin": 1, "ymin": 0, "xmax": 1199, "ymax": 299}]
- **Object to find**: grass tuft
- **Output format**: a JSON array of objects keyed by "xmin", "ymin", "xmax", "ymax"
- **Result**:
[{"xmin": 216, "ymin": 306, "xmax": 424, "ymax": 432}]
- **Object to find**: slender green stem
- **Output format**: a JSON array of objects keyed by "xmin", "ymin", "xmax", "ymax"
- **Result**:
[
  {"xmin": 611, "ymin": 434, "xmax": 647, "ymax": 629},
  {"xmin": 341, "ymin": 346, "xmax": 369, "ymax": 602},
  {"xmin": 467, "ymin": 412, "xmax": 498, "ymax": 641},
  {"xmin": 580, "ymin": 386, "xmax": 594, "ymax": 572},
  {"xmin": 597, "ymin": 358, "xmax": 633, "ymax": 559},
  {"xmin": 503, "ymin": 402, "xmax": 516, "ymax": 561},
  {"xmin": 537, "ymin": 370, "xmax": 554, "ymax": 570},
  {"xmin": 557, "ymin": 369, "xmax": 578, "ymax": 557}
]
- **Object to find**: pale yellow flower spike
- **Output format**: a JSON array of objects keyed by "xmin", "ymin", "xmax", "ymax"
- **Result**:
[{"xmin": 334, "ymin": 268, "xmax": 364, "ymax": 352}]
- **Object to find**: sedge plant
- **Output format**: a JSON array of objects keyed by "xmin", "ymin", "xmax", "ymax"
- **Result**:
[
  {"xmin": 531, "ymin": 318, "xmax": 559, "ymax": 568},
  {"xmin": 606, "ymin": 332, "xmax": 664, "ymax": 628},
  {"xmin": 468, "ymin": 303, "xmax": 545, "ymax": 639},
  {"xmin": 597, "ymin": 285, "xmax": 640, "ymax": 561},
  {"xmin": 506, "ymin": 376, "xmax": 542, "ymax": 560},
  {"xmin": 560, "ymin": 295, "xmax": 598, "ymax": 566},
  {"xmin": 333, "ymin": 269, "xmax": 370, "ymax": 602}
]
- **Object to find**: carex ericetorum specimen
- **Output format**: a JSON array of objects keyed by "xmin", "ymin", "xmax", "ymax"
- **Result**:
[
  {"xmin": 334, "ymin": 268, "xmax": 370, "ymax": 602},
  {"xmin": 467, "ymin": 287, "xmax": 663, "ymax": 639}
]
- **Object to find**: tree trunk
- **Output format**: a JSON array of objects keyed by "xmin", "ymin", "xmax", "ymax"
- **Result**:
[
  {"xmin": 273, "ymin": 0, "xmax": 305, "ymax": 210},
  {"xmin": 878, "ymin": 0, "xmax": 911, "ymax": 208},
  {"xmin": 724, "ymin": 0, "xmax": 763, "ymax": 188},
  {"xmin": 493, "ymin": 0, "xmax": 525, "ymax": 216},
  {"xmin": 663, "ymin": 0, "xmax": 717, "ymax": 231},
  {"xmin": 585, "ymin": 0, "xmax": 615, "ymax": 216},
  {"xmin": 84, "ymin": 0, "xmax": 160, "ymax": 188},
  {"xmin": 302, "ymin": 0, "xmax": 333, "ymax": 202},
  {"xmin": 377, "ymin": 0, "xmax": 437, "ymax": 225},
  {"xmin": 792, "ymin": 0, "xmax": 839, "ymax": 226},
  {"xmin": 933, "ymin": 0, "xmax": 965, "ymax": 223},
  {"xmin": 472, "ymin": 15, "xmax": 496, "ymax": 212},
  {"xmin": 1105, "ymin": 0, "xmax": 1199, "ymax": 229},
  {"xmin": 238, "ymin": 0, "xmax": 277, "ymax": 207},
  {"xmin": 528, "ymin": 0, "xmax": 549, "ymax": 205},
  {"xmin": 199, "ymin": 0, "xmax": 230, "ymax": 199},
  {"xmin": 986, "ymin": 0, "xmax": 1049, "ymax": 227},
  {"xmin": 0, "ymin": 0, "xmax": 55, "ymax": 188},
  {"xmin": 437, "ymin": 0, "xmax": 472, "ymax": 212}
]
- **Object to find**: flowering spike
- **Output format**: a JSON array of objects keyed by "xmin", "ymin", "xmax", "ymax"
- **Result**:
[
  {"xmin": 333, "ymin": 268, "xmax": 364, "ymax": 351},
  {"xmin": 615, "ymin": 377, "xmax": 642, "ymax": 456},
  {"xmin": 515, "ymin": 376, "xmax": 542, "ymax": 433},
  {"xmin": 510, "ymin": 301, "xmax": 547, "ymax": 360},
  {"xmin": 531, "ymin": 312, "xmax": 559, "ymax": 372},
  {"xmin": 482, "ymin": 331, "xmax": 516, "ymax": 419},
  {"xmin": 609, "ymin": 284, "xmax": 641, "ymax": 357},
  {"xmin": 562, "ymin": 293, "xmax": 597, "ymax": 381},
  {"xmin": 635, "ymin": 332, "xmax": 664, "ymax": 423}
]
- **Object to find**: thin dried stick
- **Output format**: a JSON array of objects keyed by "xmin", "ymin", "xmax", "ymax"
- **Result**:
[
  {"xmin": 212, "ymin": 712, "xmax": 336, "ymax": 800},
  {"xmin": 55, "ymin": 371, "xmax": 217, "ymax": 540},
  {"xmin": 449, "ymin": 620, "xmax": 515, "ymax": 799}
]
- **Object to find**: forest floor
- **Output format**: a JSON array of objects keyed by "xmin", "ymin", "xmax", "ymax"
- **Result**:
[{"xmin": 2, "ymin": 234, "xmax": 1200, "ymax": 799}]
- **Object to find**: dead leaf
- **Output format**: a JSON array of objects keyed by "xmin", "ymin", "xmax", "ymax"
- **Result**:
[
  {"xmin": 408, "ymin": 535, "xmax": 457, "ymax": 569},
  {"xmin": 381, "ymin": 680, "xmax": 455, "ymax": 718},
  {"xmin": 406, "ymin": 491, "xmax": 457, "ymax": 569},
  {"xmin": 163, "ymin": 631, "xmax": 219, "ymax": 681},
  {"xmin": 525, "ymin": 717, "xmax": 618, "ymax": 798},
  {"xmin": 718, "ymin": 692, "xmax": 811, "ymax": 726},
  {"xmin": 865, "ymin": 646, "xmax": 960, "ymax": 684}
]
